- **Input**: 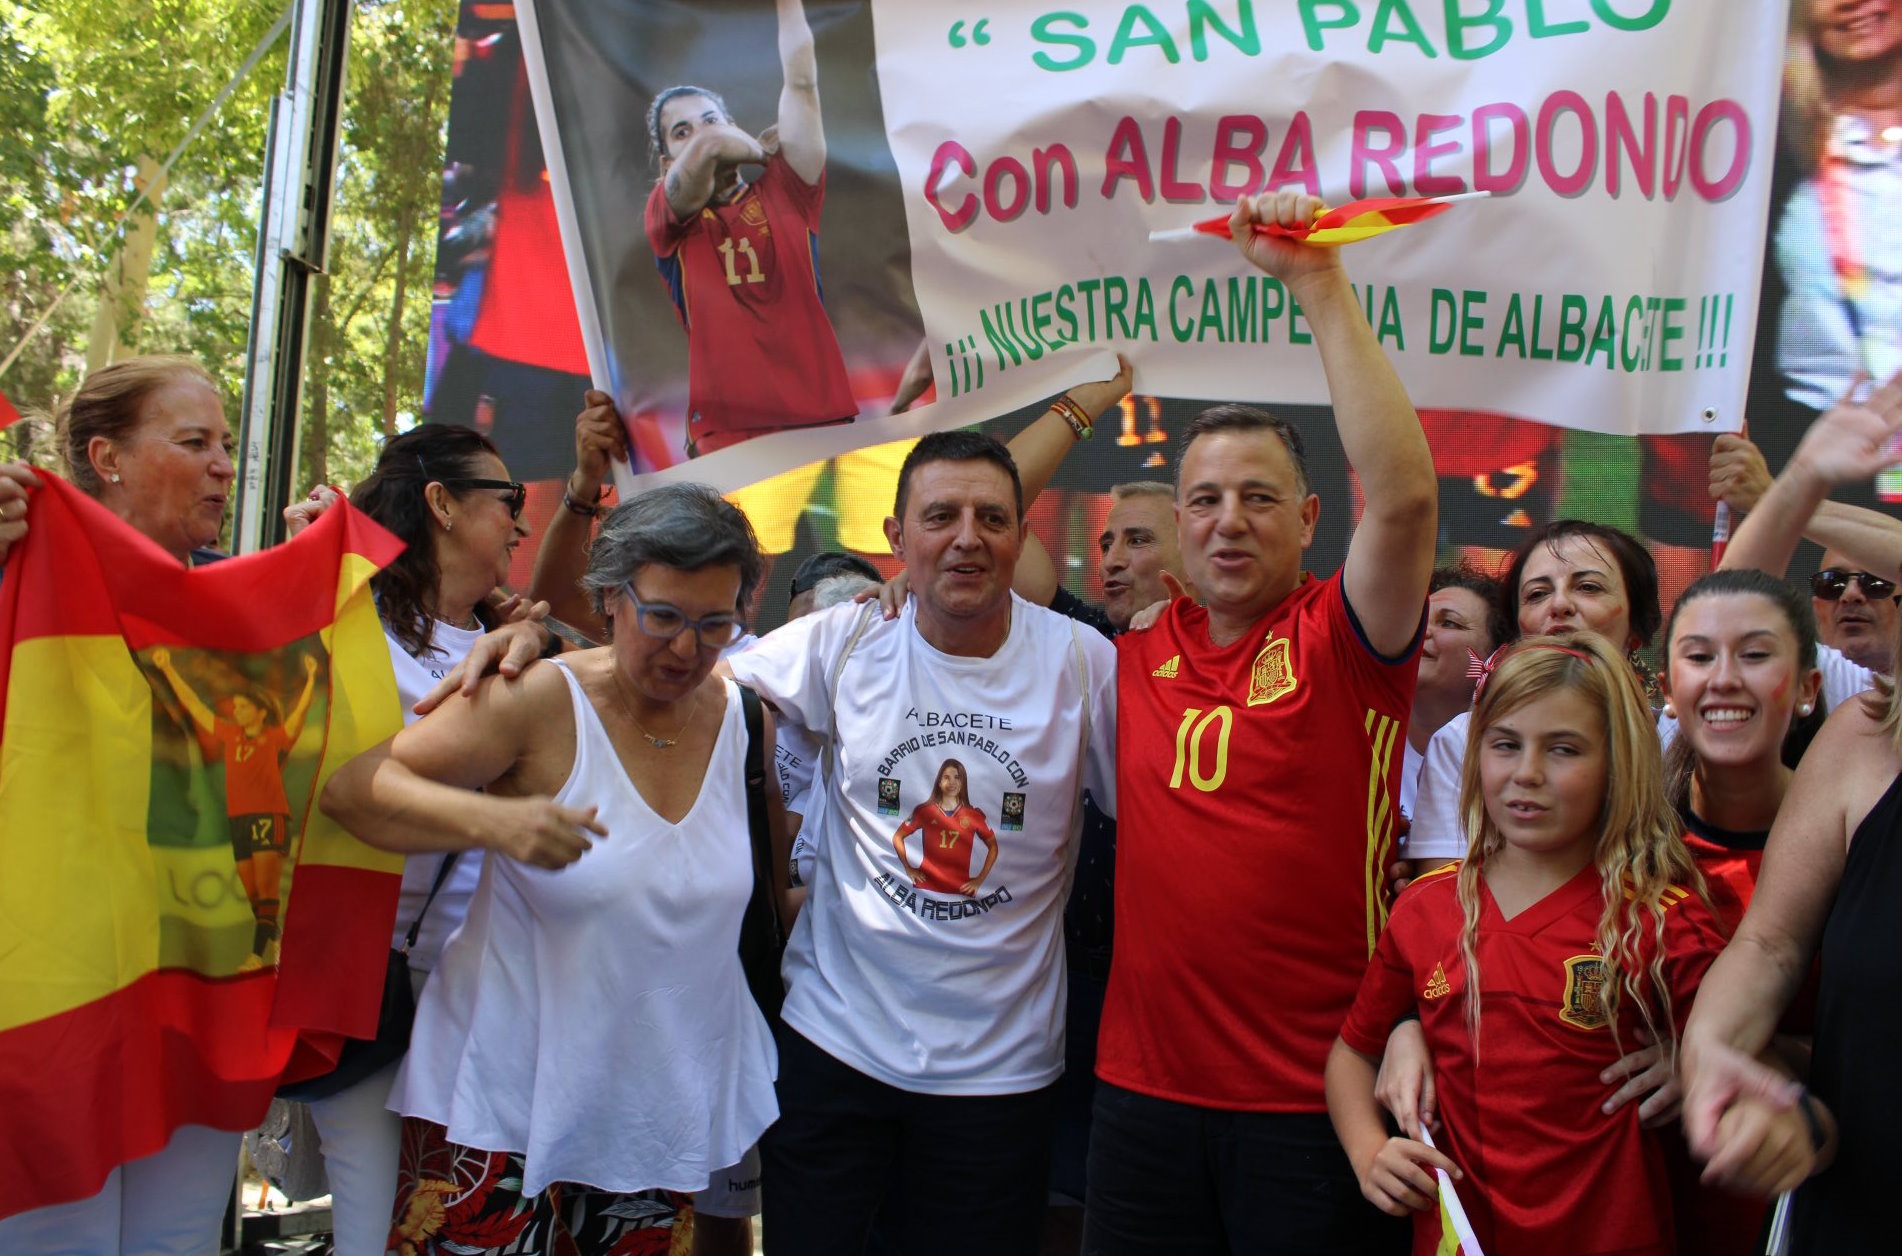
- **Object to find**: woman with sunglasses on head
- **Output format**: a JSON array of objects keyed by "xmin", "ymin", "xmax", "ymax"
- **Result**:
[
  {"xmin": 278, "ymin": 424, "xmax": 536, "ymax": 1256},
  {"xmin": 321, "ymin": 484, "xmax": 788, "ymax": 1256}
]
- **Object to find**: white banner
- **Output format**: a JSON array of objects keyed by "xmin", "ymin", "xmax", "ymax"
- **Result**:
[
  {"xmin": 525, "ymin": 0, "xmax": 1787, "ymax": 494},
  {"xmin": 875, "ymin": 0, "xmax": 1784, "ymax": 435}
]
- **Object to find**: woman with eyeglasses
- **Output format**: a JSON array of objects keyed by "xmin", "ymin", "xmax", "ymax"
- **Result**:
[{"xmin": 321, "ymin": 483, "xmax": 787, "ymax": 1256}]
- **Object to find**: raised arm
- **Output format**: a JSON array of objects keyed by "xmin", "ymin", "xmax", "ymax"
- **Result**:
[
  {"xmin": 1681, "ymin": 703, "xmax": 1863, "ymax": 1151},
  {"xmin": 149, "ymin": 646, "xmax": 217, "ymax": 734},
  {"xmin": 1003, "ymin": 358, "xmax": 1135, "ymax": 606},
  {"xmin": 773, "ymin": 0, "xmax": 824, "ymax": 185},
  {"xmin": 1231, "ymin": 193, "xmax": 1435, "ymax": 656},
  {"xmin": 1720, "ymin": 371, "xmax": 1902, "ymax": 577},
  {"xmin": 320, "ymin": 662, "xmax": 602, "ymax": 868},
  {"xmin": 282, "ymin": 654, "xmax": 321, "ymax": 744},
  {"xmin": 529, "ymin": 391, "xmax": 623, "ymax": 640},
  {"xmin": 664, "ymin": 123, "xmax": 768, "ymax": 220}
]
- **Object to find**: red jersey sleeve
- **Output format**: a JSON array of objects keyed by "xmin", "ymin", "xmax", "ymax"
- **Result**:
[
  {"xmin": 1659, "ymin": 888, "xmax": 1728, "ymax": 1036},
  {"xmin": 643, "ymin": 179, "xmax": 690, "ymax": 257},
  {"xmin": 762, "ymin": 155, "xmax": 824, "ymax": 225},
  {"xmin": 1340, "ymin": 905, "xmax": 1421, "ymax": 1057}
]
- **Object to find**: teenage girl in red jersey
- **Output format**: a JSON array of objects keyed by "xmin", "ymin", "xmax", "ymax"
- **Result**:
[
  {"xmin": 1657, "ymin": 568, "xmax": 1825, "ymax": 1252},
  {"xmin": 1327, "ymin": 634, "xmax": 1727, "ymax": 1256},
  {"xmin": 892, "ymin": 758, "xmax": 998, "ymax": 897}
]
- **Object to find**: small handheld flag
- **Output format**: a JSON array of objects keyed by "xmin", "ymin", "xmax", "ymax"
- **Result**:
[
  {"xmin": 1420, "ymin": 1126, "xmax": 1484, "ymax": 1256},
  {"xmin": 1150, "ymin": 190, "xmax": 1490, "ymax": 246}
]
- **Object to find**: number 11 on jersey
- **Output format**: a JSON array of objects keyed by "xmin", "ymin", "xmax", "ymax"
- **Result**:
[{"xmin": 718, "ymin": 237, "xmax": 765, "ymax": 286}]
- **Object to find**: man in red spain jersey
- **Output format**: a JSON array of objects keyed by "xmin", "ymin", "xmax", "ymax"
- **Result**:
[
  {"xmin": 1087, "ymin": 190, "xmax": 1438, "ymax": 1254},
  {"xmin": 149, "ymin": 648, "xmax": 321, "ymax": 966},
  {"xmin": 642, "ymin": 0, "xmax": 857, "ymax": 456},
  {"xmin": 892, "ymin": 758, "xmax": 998, "ymax": 896}
]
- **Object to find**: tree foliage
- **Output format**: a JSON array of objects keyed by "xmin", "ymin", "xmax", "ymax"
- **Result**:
[{"xmin": 0, "ymin": 0, "xmax": 455, "ymax": 498}]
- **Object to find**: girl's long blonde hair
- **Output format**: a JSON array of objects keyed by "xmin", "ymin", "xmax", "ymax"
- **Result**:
[{"xmin": 1455, "ymin": 634, "xmax": 1707, "ymax": 1059}]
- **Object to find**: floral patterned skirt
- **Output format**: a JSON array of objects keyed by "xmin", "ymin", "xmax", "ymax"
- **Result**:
[{"xmin": 388, "ymin": 1117, "xmax": 694, "ymax": 1256}]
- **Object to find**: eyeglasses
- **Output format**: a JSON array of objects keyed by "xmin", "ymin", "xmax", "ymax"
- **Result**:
[
  {"xmin": 621, "ymin": 584, "xmax": 745, "ymax": 649},
  {"xmin": 447, "ymin": 478, "xmax": 527, "ymax": 519},
  {"xmin": 1811, "ymin": 568, "xmax": 1899, "ymax": 602}
]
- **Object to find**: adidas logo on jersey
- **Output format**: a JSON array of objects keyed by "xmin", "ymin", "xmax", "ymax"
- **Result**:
[
  {"xmin": 1151, "ymin": 655, "xmax": 1181, "ymax": 679},
  {"xmin": 1423, "ymin": 963, "xmax": 1451, "ymax": 1000}
]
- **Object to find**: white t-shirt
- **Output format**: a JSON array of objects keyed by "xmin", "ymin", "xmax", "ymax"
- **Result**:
[
  {"xmin": 774, "ymin": 719, "xmax": 823, "ymax": 886},
  {"xmin": 727, "ymin": 595, "xmax": 1118, "ymax": 1096},
  {"xmin": 1407, "ymin": 644, "xmax": 1881, "ymax": 863},
  {"xmin": 384, "ymin": 619, "xmax": 487, "ymax": 972},
  {"xmin": 1398, "ymin": 739, "xmax": 1425, "ymax": 829}
]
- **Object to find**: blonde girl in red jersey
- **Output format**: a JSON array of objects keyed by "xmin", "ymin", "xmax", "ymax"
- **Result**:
[{"xmin": 1326, "ymin": 634, "xmax": 1728, "ymax": 1256}]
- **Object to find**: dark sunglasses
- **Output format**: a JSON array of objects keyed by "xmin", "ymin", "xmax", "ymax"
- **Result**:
[
  {"xmin": 1811, "ymin": 568, "xmax": 1899, "ymax": 602},
  {"xmin": 447, "ymin": 478, "xmax": 527, "ymax": 519}
]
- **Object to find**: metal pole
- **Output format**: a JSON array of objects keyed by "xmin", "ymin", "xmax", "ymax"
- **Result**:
[{"xmin": 234, "ymin": 0, "xmax": 351, "ymax": 554}]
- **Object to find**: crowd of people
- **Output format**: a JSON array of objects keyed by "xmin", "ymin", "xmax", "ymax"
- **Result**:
[{"xmin": 5, "ymin": 182, "xmax": 1902, "ymax": 1256}]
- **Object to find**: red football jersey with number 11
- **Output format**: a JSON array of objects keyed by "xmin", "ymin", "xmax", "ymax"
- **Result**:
[
  {"xmin": 644, "ymin": 156, "xmax": 856, "ymax": 447},
  {"xmin": 1098, "ymin": 572, "xmax": 1419, "ymax": 1111}
]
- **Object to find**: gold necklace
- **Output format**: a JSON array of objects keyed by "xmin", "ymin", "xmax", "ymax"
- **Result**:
[{"xmin": 615, "ymin": 670, "xmax": 702, "ymax": 749}]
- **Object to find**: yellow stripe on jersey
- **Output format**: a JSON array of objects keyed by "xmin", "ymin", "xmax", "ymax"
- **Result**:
[
  {"xmin": 1362, "ymin": 708, "xmax": 1402, "ymax": 954},
  {"xmin": 1411, "ymin": 860, "xmax": 1462, "ymax": 886}
]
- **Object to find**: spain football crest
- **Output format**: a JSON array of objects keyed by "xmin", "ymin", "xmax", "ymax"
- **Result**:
[
  {"xmin": 1247, "ymin": 634, "xmax": 1297, "ymax": 707},
  {"xmin": 741, "ymin": 198, "xmax": 769, "ymax": 229},
  {"xmin": 1559, "ymin": 954, "xmax": 1609, "ymax": 1030}
]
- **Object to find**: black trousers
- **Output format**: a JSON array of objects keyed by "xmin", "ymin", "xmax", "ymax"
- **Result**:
[
  {"xmin": 1083, "ymin": 1082, "xmax": 1409, "ymax": 1256},
  {"xmin": 761, "ymin": 1024, "xmax": 1060, "ymax": 1256}
]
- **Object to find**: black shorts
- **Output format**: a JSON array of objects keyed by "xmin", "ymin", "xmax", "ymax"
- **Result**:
[{"xmin": 228, "ymin": 813, "xmax": 288, "ymax": 860}]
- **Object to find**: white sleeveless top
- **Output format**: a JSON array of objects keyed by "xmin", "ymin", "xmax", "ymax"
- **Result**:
[{"xmin": 388, "ymin": 665, "xmax": 778, "ymax": 1196}]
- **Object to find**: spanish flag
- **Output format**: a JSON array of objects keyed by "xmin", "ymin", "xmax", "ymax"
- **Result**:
[
  {"xmin": 0, "ymin": 472, "xmax": 405, "ymax": 1220},
  {"xmin": 1152, "ymin": 191, "xmax": 1487, "ymax": 247},
  {"xmin": 1421, "ymin": 1126, "xmax": 1485, "ymax": 1256}
]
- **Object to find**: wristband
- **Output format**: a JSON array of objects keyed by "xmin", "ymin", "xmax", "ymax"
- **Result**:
[
  {"xmin": 1796, "ymin": 1088, "xmax": 1827, "ymax": 1153},
  {"xmin": 561, "ymin": 489, "xmax": 602, "ymax": 518},
  {"xmin": 1050, "ymin": 394, "xmax": 1095, "ymax": 440}
]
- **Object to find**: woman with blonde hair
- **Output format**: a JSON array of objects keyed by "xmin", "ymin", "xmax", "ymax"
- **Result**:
[{"xmin": 1328, "ymin": 634, "xmax": 1727, "ymax": 1255}]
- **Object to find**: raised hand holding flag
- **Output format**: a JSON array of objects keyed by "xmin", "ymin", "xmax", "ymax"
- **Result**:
[{"xmin": 1151, "ymin": 191, "xmax": 1490, "ymax": 246}]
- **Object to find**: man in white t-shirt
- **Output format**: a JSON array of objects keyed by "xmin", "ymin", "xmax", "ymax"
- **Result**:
[{"xmin": 725, "ymin": 429, "xmax": 1118, "ymax": 1256}]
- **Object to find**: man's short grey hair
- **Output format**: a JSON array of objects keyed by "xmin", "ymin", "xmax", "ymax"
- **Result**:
[
  {"xmin": 811, "ymin": 572, "xmax": 879, "ymax": 610},
  {"xmin": 1111, "ymin": 480, "xmax": 1174, "ymax": 503},
  {"xmin": 581, "ymin": 483, "xmax": 764, "ymax": 618}
]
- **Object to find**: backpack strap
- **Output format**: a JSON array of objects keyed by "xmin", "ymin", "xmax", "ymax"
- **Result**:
[
  {"xmin": 736, "ymin": 682, "xmax": 785, "ymax": 1019},
  {"xmin": 400, "ymin": 851, "xmax": 460, "ymax": 955}
]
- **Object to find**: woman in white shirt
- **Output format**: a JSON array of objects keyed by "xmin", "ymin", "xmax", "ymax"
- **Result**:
[
  {"xmin": 297, "ymin": 424, "xmax": 531, "ymax": 1255},
  {"xmin": 322, "ymin": 483, "xmax": 788, "ymax": 1256}
]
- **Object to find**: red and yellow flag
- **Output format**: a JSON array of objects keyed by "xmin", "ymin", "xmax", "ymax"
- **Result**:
[
  {"xmin": 0, "ymin": 472, "xmax": 405, "ymax": 1220},
  {"xmin": 1155, "ymin": 192, "xmax": 1485, "ymax": 247}
]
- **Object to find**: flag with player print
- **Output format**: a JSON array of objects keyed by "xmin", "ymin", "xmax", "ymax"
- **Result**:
[{"xmin": 0, "ymin": 472, "xmax": 406, "ymax": 1220}]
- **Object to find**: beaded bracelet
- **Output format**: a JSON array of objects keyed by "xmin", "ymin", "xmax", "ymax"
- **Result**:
[
  {"xmin": 561, "ymin": 488, "xmax": 602, "ymax": 518},
  {"xmin": 1050, "ymin": 394, "xmax": 1095, "ymax": 440}
]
